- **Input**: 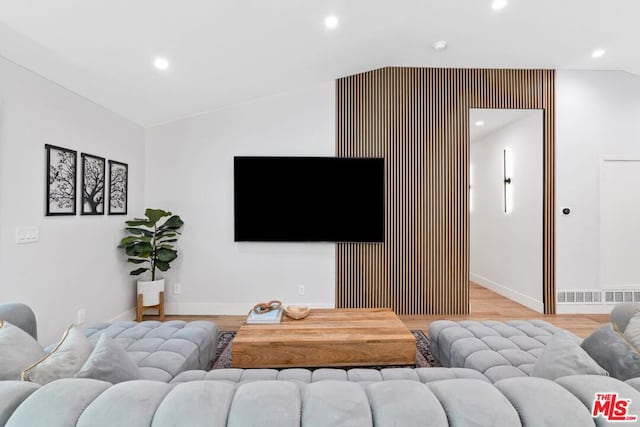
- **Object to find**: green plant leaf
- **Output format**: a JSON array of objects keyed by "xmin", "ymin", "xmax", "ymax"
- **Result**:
[
  {"xmin": 157, "ymin": 244, "xmax": 175, "ymax": 250},
  {"xmin": 157, "ymin": 237, "xmax": 178, "ymax": 243},
  {"xmin": 120, "ymin": 236, "xmax": 151, "ymax": 246},
  {"xmin": 130, "ymin": 267, "xmax": 149, "ymax": 276},
  {"xmin": 155, "ymin": 260, "xmax": 171, "ymax": 271},
  {"xmin": 118, "ymin": 236, "xmax": 139, "ymax": 248},
  {"xmin": 125, "ymin": 227, "xmax": 154, "ymax": 237},
  {"xmin": 125, "ymin": 219, "xmax": 153, "ymax": 227},
  {"xmin": 125, "ymin": 242, "xmax": 153, "ymax": 257},
  {"xmin": 127, "ymin": 258, "xmax": 147, "ymax": 264},
  {"xmin": 145, "ymin": 208, "xmax": 171, "ymax": 225},
  {"xmin": 158, "ymin": 215, "xmax": 184, "ymax": 230},
  {"xmin": 155, "ymin": 231, "xmax": 176, "ymax": 238},
  {"xmin": 156, "ymin": 230, "xmax": 182, "ymax": 237},
  {"xmin": 156, "ymin": 248, "xmax": 178, "ymax": 262}
]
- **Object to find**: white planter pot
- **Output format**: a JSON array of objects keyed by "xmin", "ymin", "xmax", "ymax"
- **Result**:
[{"xmin": 137, "ymin": 278, "xmax": 165, "ymax": 307}]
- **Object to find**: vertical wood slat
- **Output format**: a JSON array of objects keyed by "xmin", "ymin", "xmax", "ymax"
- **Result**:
[{"xmin": 336, "ymin": 67, "xmax": 556, "ymax": 315}]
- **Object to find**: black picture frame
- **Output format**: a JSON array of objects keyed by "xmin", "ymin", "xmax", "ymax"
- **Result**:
[
  {"xmin": 81, "ymin": 153, "xmax": 106, "ymax": 215},
  {"xmin": 108, "ymin": 160, "xmax": 128, "ymax": 215},
  {"xmin": 45, "ymin": 144, "xmax": 77, "ymax": 216}
]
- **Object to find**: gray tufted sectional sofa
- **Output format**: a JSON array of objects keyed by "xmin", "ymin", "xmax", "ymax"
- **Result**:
[
  {"xmin": 3, "ymin": 303, "xmax": 640, "ymax": 426},
  {"xmin": 429, "ymin": 319, "xmax": 579, "ymax": 383},
  {"xmin": 4, "ymin": 367, "xmax": 640, "ymax": 426},
  {"xmin": 0, "ymin": 303, "xmax": 218, "ymax": 383},
  {"xmin": 2, "ymin": 368, "xmax": 640, "ymax": 426},
  {"xmin": 82, "ymin": 320, "xmax": 218, "ymax": 382}
]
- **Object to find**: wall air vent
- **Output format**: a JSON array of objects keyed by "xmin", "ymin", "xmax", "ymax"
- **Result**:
[
  {"xmin": 558, "ymin": 290, "xmax": 640, "ymax": 304},
  {"xmin": 604, "ymin": 290, "xmax": 640, "ymax": 303},
  {"xmin": 557, "ymin": 290, "xmax": 602, "ymax": 304}
]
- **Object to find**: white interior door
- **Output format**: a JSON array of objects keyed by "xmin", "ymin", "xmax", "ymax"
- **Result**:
[{"xmin": 600, "ymin": 159, "xmax": 640, "ymax": 288}]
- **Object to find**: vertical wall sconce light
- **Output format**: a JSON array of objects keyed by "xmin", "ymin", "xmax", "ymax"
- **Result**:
[{"xmin": 503, "ymin": 148, "xmax": 513, "ymax": 213}]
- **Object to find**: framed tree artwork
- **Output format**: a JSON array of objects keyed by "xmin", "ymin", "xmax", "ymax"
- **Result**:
[
  {"xmin": 108, "ymin": 160, "xmax": 128, "ymax": 215},
  {"xmin": 81, "ymin": 153, "xmax": 106, "ymax": 215},
  {"xmin": 45, "ymin": 144, "xmax": 77, "ymax": 216}
]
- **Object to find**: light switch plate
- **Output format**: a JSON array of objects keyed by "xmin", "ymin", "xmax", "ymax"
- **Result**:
[
  {"xmin": 16, "ymin": 226, "xmax": 39, "ymax": 244},
  {"xmin": 77, "ymin": 308, "xmax": 86, "ymax": 324}
]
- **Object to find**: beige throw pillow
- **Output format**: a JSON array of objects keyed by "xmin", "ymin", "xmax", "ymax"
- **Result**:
[
  {"xmin": 0, "ymin": 320, "xmax": 45, "ymax": 380},
  {"xmin": 624, "ymin": 312, "xmax": 640, "ymax": 350},
  {"xmin": 22, "ymin": 324, "xmax": 93, "ymax": 384}
]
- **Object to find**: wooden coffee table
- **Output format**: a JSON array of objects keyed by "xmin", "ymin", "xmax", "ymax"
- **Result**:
[{"xmin": 232, "ymin": 308, "xmax": 416, "ymax": 368}]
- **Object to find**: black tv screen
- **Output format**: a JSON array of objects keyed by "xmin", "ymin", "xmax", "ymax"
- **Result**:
[{"xmin": 234, "ymin": 156, "xmax": 384, "ymax": 242}]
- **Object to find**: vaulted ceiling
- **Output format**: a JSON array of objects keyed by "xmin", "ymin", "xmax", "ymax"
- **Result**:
[{"xmin": 0, "ymin": 0, "xmax": 637, "ymax": 126}]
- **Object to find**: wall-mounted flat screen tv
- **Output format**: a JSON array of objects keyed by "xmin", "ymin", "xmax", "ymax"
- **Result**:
[{"xmin": 234, "ymin": 156, "xmax": 384, "ymax": 242}]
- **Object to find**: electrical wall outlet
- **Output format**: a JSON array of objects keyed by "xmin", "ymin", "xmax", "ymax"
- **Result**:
[
  {"xmin": 173, "ymin": 283, "xmax": 182, "ymax": 294},
  {"xmin": 76, "ymin": 308, "xmax": 86, "ymax": 325},
  {"xmin": 298, "ymin": 285, "xmax": 305, "ymax": 296}
]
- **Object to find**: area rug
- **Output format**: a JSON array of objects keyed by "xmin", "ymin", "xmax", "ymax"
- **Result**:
[{"xmin": 211, "ymin": 330, "xmax": 440, "ymax": 369}]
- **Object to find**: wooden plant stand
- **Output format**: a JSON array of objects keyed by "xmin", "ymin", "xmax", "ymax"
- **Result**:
[{"xmin": 136, "ymin": 291, "xmax": 165, "ymax": 322}]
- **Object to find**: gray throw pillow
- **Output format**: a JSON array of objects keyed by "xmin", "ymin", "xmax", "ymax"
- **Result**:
[
  {"xmin": 22, "ymin": 324, "xmax": 93, "ymax": 384},
  {"xmin": 531, "ymin": 333, "xmax": 608, "ymax": 380},
  {"xmin": 582, "ymin": 323, "xmax": 640, "ymax": 381},
  {"xmin": 0, "ymin": 320, "xmax": 45, "ymax": 380},
  {"xmin": 76, "ymin": 333, "xmax": 140, "ymax": 384},
  {"xmin": 624, "ymin": 312, "xmax": 640, "ymax": 350}
]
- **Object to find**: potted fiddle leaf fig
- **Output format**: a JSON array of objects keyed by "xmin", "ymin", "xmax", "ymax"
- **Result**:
[{"xmin": 118, "ymin": 208, "xmax": 184, "ymax": 306}]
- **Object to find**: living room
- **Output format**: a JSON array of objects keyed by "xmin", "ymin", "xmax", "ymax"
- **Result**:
[{"xmin": 2, "ymin": 1, "xmax": 640, "ymax": 425}]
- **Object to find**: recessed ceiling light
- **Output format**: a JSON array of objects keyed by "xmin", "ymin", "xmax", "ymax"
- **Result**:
[
  {"xmin": 325, "ymin": 15, "xmax": 338, "ymax": 29},
  {"xmin": 324, "ymin": 15, "xmax": 338, "ymax": 30},
  {"xmin": 475, "ymin": 120, "xmax": 485, "ymax": 127},
  {"xmin": 432, "ymin": 40, "xmax": 448, "ymax": 51},
  {"xmin": 153, "ymin": 57, "xmax": 169, "ymax": 70},
  {"xmin": 591, "ymin": 49, "xmax": 605, "ymax": 59},
  {"xmin": 491, "ymin": 0, "xmax": 508, "ymax": 10}
]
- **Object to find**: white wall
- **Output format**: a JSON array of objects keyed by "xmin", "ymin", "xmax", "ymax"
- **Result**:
[
  {"xmin": 145, "ymin": 82, "xmax": 336, "ymax": 314},
  {"xmin": 0, "ymin": 57, "xmax": 145, "ymax": 343},
  {"xmin": 470, "ymin": 111, "xmax": 544, "ymax": 312},
  {"xmin": 5, "ymin": 64, "xmax": 634, "ymax": 329},
  {"xmin": 556, "ymin": 70, "xmax": 640, "ymax": 312}
]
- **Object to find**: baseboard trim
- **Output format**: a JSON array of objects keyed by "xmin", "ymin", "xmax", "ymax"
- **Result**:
[
  {"xmin": 107, "ymin": 307, "xmax": 136, "ymax": 322},
  {"xmin": 165, "ymin": 302, "xmax": 334, "ymax": 316},
  {"xmin": 556, "ymin": 304, "xmax": 612, "ymax": 314},
  {"xmin": 471, "ymin": 273, "xmax": 544, "ymax": 313}
]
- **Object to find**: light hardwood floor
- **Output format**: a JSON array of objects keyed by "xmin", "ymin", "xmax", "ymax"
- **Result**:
[
  {"xmin": 401, "ymin": 282, "xmax": 608, "ymax": 338},
  {"xmin": 151, "ymin": 282, "xmax": 608, "ymax": 338}
]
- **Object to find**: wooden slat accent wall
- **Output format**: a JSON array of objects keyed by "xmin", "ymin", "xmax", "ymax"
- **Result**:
[{"xmin": 336, "ymin": 68, "xmax": 555, "ymax": 315}]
